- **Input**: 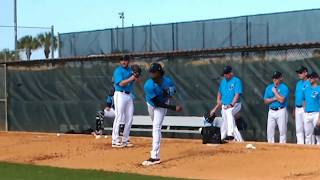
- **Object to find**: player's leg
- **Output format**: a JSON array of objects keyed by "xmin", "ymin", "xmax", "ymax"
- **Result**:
[
  {"xmin": 267, "ymin": 110, "xmax": 276, "ymax": 143},
  {"xmin": 112, "ymin": 92, "xmax": 125, "ymax": 146},
  {"xmin": 122, "ymin": 97, "xmax": 134, "ymax": 145},
  {"xmin": 276, "ymin": 108, "xmax": 288, "ymax": 143},
  {"xmin": 312, "ymin": 113, "xmax": 320, "ymax": 145},
  {"xmin": 295, "ymin": 107, "xmax": 305, "ymax": 144},
  {"xmin": 220, "ymin": 107, "xmax": 228, "ymax": 140},
  {"xmin": 304, "ymin": 112, "xmax": 315, "ymax": 144},
  {"xmin": 150, "ymin": 107, "xmax": 167, "ymax": 160},
  {"xmin": 225, "ymin": 108, "xmax": 235, "ymax": 137},
  {"xmin": 230, "ymin": 103, "xmax": 243, "ymax": 142}
]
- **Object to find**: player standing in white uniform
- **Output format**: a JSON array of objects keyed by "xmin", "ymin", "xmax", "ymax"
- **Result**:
[
  {"xmin": 112, "ymin": 55, "xmax": 138, "ymax": 148},
  {"xmin": 263, "ymin": 71, "xmax": 289, "ymax": 143},
  {"xmin": 142, "ymin": 63, "xmax": 182, "ymax": 166},
  {"xmin": 303, "ymin": 72, "xmax": 320, "ymax": 145},
  {"xmin": 294, "ymin": 66, "xmax": 310, "ymax": 144},
  {"xmin": 211, "ymin": 65, "xmax": 243, "ymax": 142}
]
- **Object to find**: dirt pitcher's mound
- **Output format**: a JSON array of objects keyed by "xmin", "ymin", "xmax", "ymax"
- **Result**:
[{"xmin": 0, "ymin": 132, "xmax": 319, "ymax": 180}]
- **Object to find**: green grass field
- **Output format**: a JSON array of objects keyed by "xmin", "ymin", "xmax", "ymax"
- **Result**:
[{"xmin": 0, "ymin": 162, "xmax": 184, "ymax": 180}]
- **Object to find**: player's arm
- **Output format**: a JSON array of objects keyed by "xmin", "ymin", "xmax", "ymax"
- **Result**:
[
  {"xmin": 114, "ymin": 69, "xmax": 136, "ymax": 87},
  {"xmin": 216, "ymin": 91, "xmax": 222, "ymax": 105},
  {"xmin": 119, "ymin": 75, "xmax": 136, "ymax": 87},
  {"xmin": 272, "ymin": 87, "xmax": 286, "ymax": 103},
  {"xmin": 230, "ymin": 93, "xmax": 240, "ymax": 107},
  {"xmin": 210, "ymin": 103, "xmax": 221, "ymax": 116},
  {"xmin": 150, "ymin": 97, "xmax": 181, "ymax": 112},
  {"xmin": 264, "ymin": 86, "xmax": 277, "ymax": 104},
  {"xmin": 228, "ymin": 79, "xmax": 242, "ymax": 108}
]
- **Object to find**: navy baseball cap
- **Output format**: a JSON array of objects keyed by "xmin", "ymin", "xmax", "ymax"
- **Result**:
[
  {"xmin": 121, "ymin": 55, "xmax": 130, "ymax": 61},
  {"xmin": 308, "ymin": 72, "xmax": 319, "ymax": 78},
  {"xmin": 272, "ymin": 71, "xmax": 282, "ymax": 79},
  {"xmin": 222, "ymin": 65, "xmax": 232, "ymax": 75},
  {"xmin": 296, "ymin": 66, "xmax": 308, "ymax": 73},
  {"xmin": 149, "ymin": 63, "xmax": 163, "ymax": 73}
]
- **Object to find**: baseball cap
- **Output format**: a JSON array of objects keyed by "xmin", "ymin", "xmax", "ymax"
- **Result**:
[
  {"xmin": 308, "ymin": 72, "xmax": 319, "ymax": 78},
  {"xmin": 121, "ymin": 55, "xmax": 130, "ymax": 61},
  {"xmin": 272, "ymin": 71, "xmax": 282, "ymax": 79},
  {"xmin": 222, "ymin": 65, "xmax": 232, "ymax": 75},
  {"xmin": 149, "ymin": 63, "xmax": 163, "ymax": 73},
  {"xmin": 295, "ymin": 66, "xmax": 308, "ymax": 73}
]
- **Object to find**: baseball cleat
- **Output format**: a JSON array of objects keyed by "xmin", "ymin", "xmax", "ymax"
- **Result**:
[
  {"xmin": 112, "ymin": 142, "xmax": 125, "ymax": 148},
  {"xmin": 142, "ymin": 158, "xmax": 161, "ymax": 166},
  {"xmin": 123, "ymin": 141, "xmax": 134, "ymax": 147}
]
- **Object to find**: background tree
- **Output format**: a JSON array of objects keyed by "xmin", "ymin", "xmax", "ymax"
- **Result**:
[
  {"xmin": 0, "ymin": 49, "xmax": 20, "ymax": 62},
  {"xmin": 17, "ymin": 35, "xmax": 40, "ymax": 60},
  {"xmin": 37, "ymin": 32, "xmax": 57, "ymax": 59}
]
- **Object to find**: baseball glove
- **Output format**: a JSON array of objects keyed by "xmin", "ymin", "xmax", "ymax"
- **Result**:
[
  {"xmin": 204, "ymin": 112, "xmax": 216, "ymax": 124},
  {"xmin": 131, "ymin": 64, "xmax": 142, "ymax": 78}
]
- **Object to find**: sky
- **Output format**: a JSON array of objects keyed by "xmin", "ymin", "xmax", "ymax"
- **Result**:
[{"xmin": 1, "ymin": 0, "xmax": 320, "ymax": 59}]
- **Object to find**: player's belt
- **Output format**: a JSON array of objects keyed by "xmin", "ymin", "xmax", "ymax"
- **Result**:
[
  {"xmin": 296, "ymin": 105, "xmax": 303, "ymax": 108},
  {"xmin": 306, "ymin": 111, "xmax": 316, "ymax": 113},
  {"xmin": 270, "ymin": 106, "xmax": 285, "ymax": 111},
  {"xmin": 117, "ymin": 90, "xmax": 130, "ymax": 94}
]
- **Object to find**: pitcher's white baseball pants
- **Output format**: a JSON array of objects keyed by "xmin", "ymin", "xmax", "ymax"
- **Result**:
[
  {"xmin": 112, "ymin": 91, "xmax": 134, "ymax": 144},
  {"xmin": 220, "ymin": 103, "xmax": 243, "ymax": 142},
  {"xmin": 147, "ymin": 104, "xmax": 167, "ymax": 159}
]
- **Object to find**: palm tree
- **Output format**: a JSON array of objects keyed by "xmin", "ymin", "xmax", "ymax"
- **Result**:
[
  {"xmin": 17, "ymin": 35, "xmax": 40, "ymax": 60},
  {"xmin": 0, "ymin": 49, "xmax": 20, "ymax": 62},
  {"xmin": 37, "ymin": 32, "xmax": 57, "ymax": 59}
]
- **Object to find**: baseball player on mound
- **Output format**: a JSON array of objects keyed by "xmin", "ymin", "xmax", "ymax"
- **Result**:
[
  {"xmin": 142, "ymin": 62, "xmax": 182, "ymax": 166},
  {"xmin": 263, "ymin": 71, "xmax": 289, "ymax": 143},
  {"xmin": 294, "ymin": 66, "xmax": 310, "ymax": 144},
  {"xmin": 211, "ymin": 65, "xmax": 243, "ymax": 142},
  {"xmin": 112, "ymin": 55, "xmax": 141, "ymax": 148},
  {"xmin": 303, "ymin": 72, "xmax": 320, "ymax": 145}
]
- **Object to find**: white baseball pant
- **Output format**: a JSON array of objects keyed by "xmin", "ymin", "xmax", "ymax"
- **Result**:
[
  {"xmin": 112, "ymin": 91, "xmax": 134, "ymax": 144},
  {"xmin": 267, "ymin": 108, "xmax": 288, "ymax": 143},
  {"xmin": 304, "ymin": 112, "xmax": 320, "ymax": 145},
  {"xmin": 295, "ymin": 107, "xmax": 305, "ymax": 144},
  {"xmin": 147, "ymin": 104, "xmax": 167, "ymax": 160},
  {"xmin": 220, "ymin": 103, "xmax": 243, "ymax": 142}
]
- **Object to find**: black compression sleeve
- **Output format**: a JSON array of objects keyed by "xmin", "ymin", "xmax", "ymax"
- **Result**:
[{"xmin": 151, "ymin": 97, "xmax": 176, "ymax": 111}]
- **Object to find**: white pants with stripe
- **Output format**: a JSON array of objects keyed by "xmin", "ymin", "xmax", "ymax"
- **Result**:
[
  {"xmin": 295, "ymin": 107, "xmax": 305, "ymax": 144},
  {"xmin": 221, "ymin": 103, "xmax": 243, "ymax": 142},
  {"xmin": 147, "ymin": 104, "xmax": 167, "ymax": 159},
  {"xmin": 267, "ymin": 108, "xmax": 288, "ymax": 143},
  {"xmin": 112, "ymin": 91, "xmax": 134, "ymax": 144},
  {"xmin": 304, "ymin": 112, "xmax": 320, "ymax": 145}
]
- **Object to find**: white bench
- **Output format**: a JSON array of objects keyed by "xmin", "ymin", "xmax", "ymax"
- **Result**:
[{"xmin": 104, "ymin": 115, "xmax": 222, "ymax": 134}]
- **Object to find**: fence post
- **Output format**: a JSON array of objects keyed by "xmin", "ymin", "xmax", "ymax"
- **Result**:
[
  {"xmin": 4, "ymin": 63, "xmax": 7, "ymax": 131},
  {"xmin": 57, "ymin": 33, "xmax": 61, "ymax": 58},
  {"xmin": 132, "ymin": 24, "xmax": 134, "ymax": 52},
  {"xmin": 229, "ymin": 20, "xmax": 232, "ymax": 47},
  {"xmin": 116, "ymin": 26, "xmax": 119, "ymax": 51},
  {"xmin": 172, "ymin": 23, "xmax": 175, "ymax": 51},
  {"xmin": 51, "ymin": 25, "xmax": 55, "ymax": 59},
  {"xmin": 111, "ymin": 29, "xmax": 114, "ymax": 53},
  {"xmin": 176, "ymin": 23, "xmax": 179, "ymax": 50},
  {"xmin": 202, "ymin": 21, "xmax": 205, "ymax": 49},
  {"xmin": 246, "ymin": 16, "xmax": 249, "ymax": 46},
  {"xmin": 249, "ymin": 22, "xmax": 252, "ymax": 46},
  {"xmin": 149, "ymin": 22, "xmax": 152, "ymax": 52},
  {"xmin": 266, "ymin": 22, "xmax": 270, "ymax": 45}
]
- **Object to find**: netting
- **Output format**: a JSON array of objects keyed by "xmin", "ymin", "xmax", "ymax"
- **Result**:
[
  {"xmin": 5, "ymin": 47, "xmax": 320, "ymax": 142},
  {"xmin": 59, "ymin": 9, "xmax": 320, "ymax": 57}
]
